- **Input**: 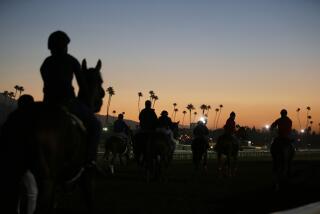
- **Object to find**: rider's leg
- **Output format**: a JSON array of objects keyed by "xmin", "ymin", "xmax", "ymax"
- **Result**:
[{"xmin": 20, "ymin": 170, "xmax": 38, "ymax": 214}]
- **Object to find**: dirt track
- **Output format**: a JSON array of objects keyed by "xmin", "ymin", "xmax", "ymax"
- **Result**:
[{"xmin": 55, "ymin": 159, "xmax": 320, "ymax": 214}]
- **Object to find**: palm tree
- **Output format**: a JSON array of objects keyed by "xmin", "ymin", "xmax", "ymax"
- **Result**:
[
  {"xmin": 310, "ymin": 121, "xmax": 314, "ymax": 132},
  {"xmin": 149, "ymin": 90, "xmax": 155, "ymax": 101},
  {"xmin": 182, "ymin": 110, "xmax": 187, "ymax": 126},
  {"xmin": 186, "ymin": 104, "xmax": 195, "ymax": 128},
  {"xmin": 200, "ymin": 104, "xmax": 207, "ymax": 116},
  {"xmin": 138, "ymin": 92, "xmax": 143, "ymax": 113},
  {"xmin": 213, "ymin": 108, "xmax": 219, "ymax": 129},
  {"xmin": 296, "ymin": 108, "xmax": 301, "ymax": 130},
  {"xmin": 216, "ymin": 104, "xmax": 223, "ymax": 129},
  {"xmin": 206, "ymin": 105, "xmax": 211, "ymax": 116},
  {"xmin": 152, "ymin": 95, "xmax": 158, "ymax": 108},
  {"xmin": 172, "ymin": 103, "xmax": 177, "ymax": 117},
  {"xmin": 193, "ymin": 111, "xmax": 198, "ymax": 123},
  {"xmin": 8, "ymin": 91, "xmax": 15, "ymax": 103},
  {"xmin": 306, "ymin": 106, "xmax": 311, "ymax": 130},
  {"xmin": 206, "ymin": 105, "xmax": 211, "ymax": 128},
  {"xmin": 14, "ymin": 85, "xmax": 19, "ymax": 99},
  {"xmin": 18, "ymin": 86, "xmax": 24, "ymax": 98},
  {"xmin": 173, "ymin": 108, "xmax": 178, "ymax": 122},
  {"xmin": 106, "ymin": 86, "xmax": 115, "ymax": 122}
]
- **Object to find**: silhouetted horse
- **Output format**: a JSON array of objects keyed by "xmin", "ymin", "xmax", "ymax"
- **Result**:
[
  {"xmin": 191, "ymin": 136, "xmax": 209, "ymax": 171},
  {"xmin": 103, "ymin": 132, "xmax": 132, "ymax": 174},
  {"xmin": 133, "ymin": 122, "xmax": 179, "ymax": 182},
  {"xmin": 215, "ymin": 130, "xmax": 244, "ymax": 177},
  {"xmin": 1, "ymin": 60, "xmax": 104, "ymax": 214},
  {"xmin": 270, "ymin": 137, "xmax": 295, "ymax": 191}
]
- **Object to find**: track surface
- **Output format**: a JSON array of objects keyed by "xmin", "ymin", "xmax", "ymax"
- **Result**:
[{"xmin": 55, "ymin": 159, "xmax": 320, "ymax": 214}]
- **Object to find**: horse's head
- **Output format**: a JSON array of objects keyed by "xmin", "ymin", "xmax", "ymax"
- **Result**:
[{"xmin": 80, "ymin": 59, "xmax": 105, "ymax": 113}]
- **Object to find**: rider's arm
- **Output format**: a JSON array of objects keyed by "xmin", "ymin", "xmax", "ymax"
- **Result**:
[{"xmin": 270, "ymin": 119, "xmax": 279, "ymax": 130}]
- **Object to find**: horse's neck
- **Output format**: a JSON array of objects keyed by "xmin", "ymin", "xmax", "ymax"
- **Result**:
[{"xmin": 77, "ymin": 91, "xmax": 93, "ymax": 109}]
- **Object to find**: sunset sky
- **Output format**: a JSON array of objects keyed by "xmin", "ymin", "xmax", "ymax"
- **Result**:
[{"xmin": 0, "ymin": 0, "xmax": 319, "ymax": 130}]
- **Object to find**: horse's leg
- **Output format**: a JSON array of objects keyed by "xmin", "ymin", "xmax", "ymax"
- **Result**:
[
  {"xmin": 231, "ymin": 155, "xmax": 238, "ymax": 177},
  {"xmin": 272, "ymin": 155, "xmax": 281, "ymax": 191},
  {"xmin": 192, "ymin": 151, "xmax": 200, "ymax": 171},
  {"xmin": 225, "ymin": 153, "xmax": 231, "ymax": 177},
  {"xmin": 203, "ymin": 151, "xmax": 208, "ymax": 173},
  {"xmin": 103, "ymin": 151, "xmax": 110, "ymax": 172},
  {"xmin": 109, "ymin": 153, "xmax": 116, "ymax": 175},
  {"xmin": 217, "ymin": 153, "xmax": 224, "ymax": 177}
]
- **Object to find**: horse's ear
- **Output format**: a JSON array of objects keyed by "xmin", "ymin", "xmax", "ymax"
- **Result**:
[
  {"xmin": 176, "ymin": 121, "xmax": 180, "ymax": 124},
  {"xmin": 82, "ymin": 59, "xmax": 87, "ymax": 71},
  {"xmin": 96, "ymin": 59, "xmax": 102, "ymax": 71}
]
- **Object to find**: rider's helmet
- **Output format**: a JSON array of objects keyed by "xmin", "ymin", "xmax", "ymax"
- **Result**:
[
  {"xmin": 230, "ymin": 111, "xmax": 236, "ymax": 117},
  {"xmin": 145, "ymin": 100, "xmax": 152, "ymax": 108},
  {"xmin": 118, "ymin": 113, "xmax": 124, "ymax": 120},
  {"xmin": 280, "ymin": 109, "xmax": 287, "ymax": 117},
  {"xmin": 48, "ymin": 31, "xmax": 70, "ymax": 51},
  {"xmin": 161, "ymin": 110, "xmax": 168, "ymax": 116}
]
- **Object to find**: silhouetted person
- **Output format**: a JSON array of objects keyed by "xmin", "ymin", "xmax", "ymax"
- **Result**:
[
  {"xmin": 139, "ymin": 100, "xmax": 158, "ymax": 131},
  {"xmin": 40, "ymin": 31, "xmax": 87, "ymax": 106},
  {"xmin": 157, "ymin": 110, "xmax": 173, "ymax": 130},
  {"xmin": 271, "ymin": 109, "xmax": 292, "ymax": 140},
  {"xmin": 215, "ymin": 111, "xmax": 237, "ymax": 151},
  {"xmin": 113, "ymin": 114, "xmax": 130, "ymax": 136},
  {"xmin": 16, "ymin": 95, "xmax": 38, "ymax": 214},
  {"xmin": 0, "ymin": 95, "xmax": 37, "ymax": 214},
  {"xmin": 157, "ymin": 110, "xmax": 176, "ymax": 146},
  {"xmin": 40, "ymin": 31, "xmax": 101, "ymax": 166},
  {"xmin": 224, "ymin": 111, "xmax": 236, "ymax": 136}
]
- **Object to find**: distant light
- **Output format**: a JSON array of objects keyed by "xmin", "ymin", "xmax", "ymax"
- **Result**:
[
  {"xmin": 265, "ymin": 125, "xmax": 270, "ymax": 129},
  {"xmin": 199, "ymin": 117, "xmax": 207, "ymax": 124},
  {"xmin": 103, "ymin": 127, "xmax": 108, "ymax": 132},
  {"xmin": 300, "ymin": 129, "xmax": 305, "ymax": 133},
  {"xmin": 248, "ymin": 141, "xmax": 252, "ymax": 146}
]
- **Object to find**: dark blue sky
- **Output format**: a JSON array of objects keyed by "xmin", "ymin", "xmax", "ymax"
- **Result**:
[{"xmin": 1, "ymin": 0, "xmax": 319, "ymax": 127}]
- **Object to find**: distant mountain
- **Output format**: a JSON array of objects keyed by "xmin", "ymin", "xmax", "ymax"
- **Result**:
[
  {"xmin": 0, "ymin": 94, "xmax": 139, "ymax": 129},
  {"xmin": 95, "ymin": 114, "xmax": 139, "ymax": 130}
]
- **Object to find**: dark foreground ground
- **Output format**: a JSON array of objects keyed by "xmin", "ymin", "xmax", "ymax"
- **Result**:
[{"xmin": 55, "ymin": 158, "xmax": 320, "ymax": 214}]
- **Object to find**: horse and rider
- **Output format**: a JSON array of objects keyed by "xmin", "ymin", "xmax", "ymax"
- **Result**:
[
  {"xmin": 270, "ymin": 109, "xmax": 295, "ymax": 190},
  {"xmin": 104, "ymin": 113, "xmax": 132, "ymax": 174},
  {"xmin": 133, "ymin": 100, "xmax": 178, "ymax": 181},
  {"xmin": 191, "ymin": 120, "xmax": 210, "ymax": 171},
  {"xmin": 41, "ymin": 31, "xmax": 103, "ymax": 167},
  {"xmin": 215, "ymin": 111, "xmax": 240, "ymax": 177},
  {"xmin": 1, "ymin": 31, "xmax": 105, "ymax": 213}
]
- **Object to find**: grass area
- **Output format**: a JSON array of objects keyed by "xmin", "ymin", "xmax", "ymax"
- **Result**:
[{"xmin": 55, "ymin": 159, "xmax": 320, "ymax": 214}]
